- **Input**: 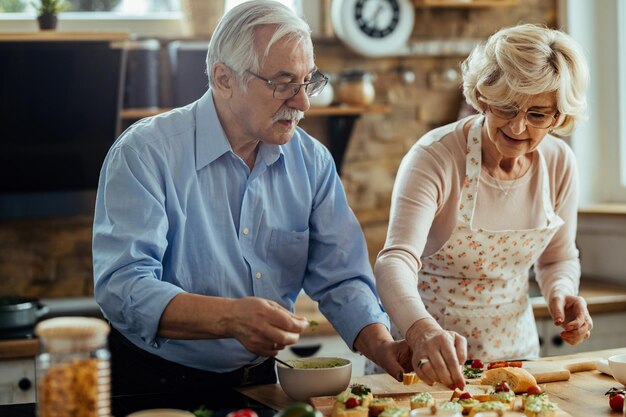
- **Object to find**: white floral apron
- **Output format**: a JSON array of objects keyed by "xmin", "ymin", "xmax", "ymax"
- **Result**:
[
  {"xmin": 416, "ymin": 116, "xmax": 563, "ymax": 361},
  {"xmin": 365, "ymin": 116, "xmax": 563, "ymax": 374}
]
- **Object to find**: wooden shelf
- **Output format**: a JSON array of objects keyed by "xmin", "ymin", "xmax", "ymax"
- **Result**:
[
  {"xmin": 120, "ymin": 104, "xmax": 391, "ymax": 120},
  {"xmin": 413, "ymin": 0, "xmax": 519, "ymax": 7}
]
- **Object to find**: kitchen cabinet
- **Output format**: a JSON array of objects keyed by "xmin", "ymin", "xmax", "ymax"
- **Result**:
[
  {"xmin": 0, "ymin": 358, "xmax": 36, "ymax": 405},
  {"xmin": 277, "ymin": 334, "xmax": 366, "ymax": 377},
  {"xmin": 537, "ymin": 310, "xmax": 626, "ymax": 357}
]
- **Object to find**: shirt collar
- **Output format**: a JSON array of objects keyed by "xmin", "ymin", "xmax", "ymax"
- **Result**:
[{"xmin": 195, "ymin": 90, "xmax": 284, "ymax": 170}]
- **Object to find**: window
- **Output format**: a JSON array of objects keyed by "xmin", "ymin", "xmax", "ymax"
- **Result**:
[
  {"xmin": 0, "ymin": 0, "xmax": 185, "ymax": 37},
  {"xmin": 566, "ymin": 0, "xmax": 626, "ymax": 206}
]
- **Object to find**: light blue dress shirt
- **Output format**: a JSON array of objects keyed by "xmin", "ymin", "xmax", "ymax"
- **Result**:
[{"xmin": 93, "ymin": 90, "xmax": 389, "ymax": 372}]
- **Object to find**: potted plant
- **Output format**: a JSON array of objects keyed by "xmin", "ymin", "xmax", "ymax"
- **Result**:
[{"xmin": 32, "ymin": 0, "xmax": 67, "ymax": 30}]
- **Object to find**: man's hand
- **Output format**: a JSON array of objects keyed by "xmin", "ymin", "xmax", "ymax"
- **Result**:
[
  {"xmin": 548, "ymin": 292, "xmax": 593, "ymax": 346},
  {"xmin": 158, "ymin": 294, "xmax": 307, "ymax": 356},
  {"xmin": 227, "ymin": 297, "xmax": 309, "ymax": 356},
  {"xmin": 405, "ymin": 318, "xmax": 466, "ymax": 390},
  {"xmin": 353, "ymin": 323, "xmax": 413, "ymax": 382}
]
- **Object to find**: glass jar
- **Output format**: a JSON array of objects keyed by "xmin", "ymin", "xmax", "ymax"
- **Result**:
[
  {"xmin": 35, "ymin": 317, "xmax": 111, "ymax": 417},
  {"xmin": 336, "ymin": 70, "xmax": 375, "ymax": 106}
]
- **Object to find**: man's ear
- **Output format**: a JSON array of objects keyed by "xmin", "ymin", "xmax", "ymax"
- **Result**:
[{"xmin": 212, "ymin": 62, "xmax": 235, "ymax": 98}]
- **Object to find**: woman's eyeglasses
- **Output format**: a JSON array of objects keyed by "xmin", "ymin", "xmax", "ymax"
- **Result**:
[
  {"xmin": 488, "ymin": 104, "xmax": 559, "ymax": 129},
  {"xmin": 246, "ymin": 70, "xmax": 328, "ymax": 100}
]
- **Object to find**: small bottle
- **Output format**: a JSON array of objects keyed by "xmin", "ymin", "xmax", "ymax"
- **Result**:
[
  {"xmin": 336, "ymin": 70, "xmax": 376, "ymax": 106},
  {"xmin": 35, "ymin": 317, "xmax": 111, "ymax": 417}
]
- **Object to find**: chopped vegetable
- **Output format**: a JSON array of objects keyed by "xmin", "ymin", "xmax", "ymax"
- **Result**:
[
  {"xmin": 192, "ymin": 405, "xmax": 213, "ymax": 417},
  {"xmin": 345, "ymin": 397, "xmax": 359, "ymax": 409},
  {"xmin": 462, "ymin": 365, "xmax": 484, "ymax": 379},
  {"xmin": 350, "ymin": 383, "xmax": 372, "ymax": 396},
  {"xmin": 308, "ymin": 320, "xmax": 319, "ymax": 331},
  {"xmin": 226, "ymin": 409, "xmax": 257, "ymax": 417}
]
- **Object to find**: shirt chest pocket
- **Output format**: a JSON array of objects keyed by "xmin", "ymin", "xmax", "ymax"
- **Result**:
[{"xmin": 268, "ymin": 228, "xmax": 310, "ymax": 272}]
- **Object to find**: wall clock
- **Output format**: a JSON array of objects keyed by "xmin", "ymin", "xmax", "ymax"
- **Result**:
[{"xmin": 331, "ymin": 0, "xmax": 415, "ymax": 57}]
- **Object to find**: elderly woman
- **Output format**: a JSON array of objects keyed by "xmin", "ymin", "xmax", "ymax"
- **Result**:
[{"xmin": 374, "ymin": 24, "xmax": 593, "ymax": 389}]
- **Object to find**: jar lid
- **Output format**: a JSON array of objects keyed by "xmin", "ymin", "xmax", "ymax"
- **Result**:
[{"xmin": 36, "ymin": 317, "xmax": 110, "ymax": 350}]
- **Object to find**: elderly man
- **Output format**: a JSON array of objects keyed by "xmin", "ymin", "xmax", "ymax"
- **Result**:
[{"xmin": 93, "ymin": 0, "xmax": 411, "ymax": 397}]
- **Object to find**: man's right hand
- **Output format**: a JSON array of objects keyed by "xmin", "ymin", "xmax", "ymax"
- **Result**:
[
  {"xmin": 405, "ymin": 318, "xmax": 467, "ymax": 390},
  {"xmin": 227, "ymin": 297, "xmax": 309, "ymax": 356}
]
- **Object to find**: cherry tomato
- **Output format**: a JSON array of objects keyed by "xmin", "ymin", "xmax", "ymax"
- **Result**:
[
  {"xmin": 470, "ymin": 359, "xmax": 484, "ymax": 369},
  {"xmin": 609, "ymin": 393, "xmax": 625, "ymax": 412},
  {"xmin": 488, "ymin": 361, "xmax": 506, "ymax": 370},
  {"xmin": 459, "ymin": 392, "xmax": 472, "ymax": 400},
  {"xmin": 345, "ymin": 397, "xmax": 360, "ymax": 409},
  {"xmin": 227, "ymin": 409, "xmax": 258, "ymax": 417},
  {"xmin": 527, "ymin": 385, "xmax": 542, "ymax": 396},
  {"xmin": 495, "ymin": 381, "xmax": 511, "ymax": 393}
]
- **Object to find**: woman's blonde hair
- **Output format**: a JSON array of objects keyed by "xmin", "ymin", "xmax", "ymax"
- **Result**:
[{"xmin": 462, "ymin": 23, "xmax": 589, "ymax": 136}]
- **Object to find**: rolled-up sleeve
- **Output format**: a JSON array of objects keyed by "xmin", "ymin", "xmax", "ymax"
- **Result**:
[{"xmin": 93, "ymin": 143, "xmax": 184, "ymax": 346}]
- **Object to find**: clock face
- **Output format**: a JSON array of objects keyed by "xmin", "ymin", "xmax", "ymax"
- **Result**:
[
  {"xmin": 355, "ymin": 0, "xmax": 400, "ymax": 39},
  {"xmin": 331, "ymin": 0, "xmax": 414, "ymax": 57}
]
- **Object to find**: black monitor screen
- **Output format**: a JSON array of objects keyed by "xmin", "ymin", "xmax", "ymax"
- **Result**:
[{"xmin": 0, "ymin": 40, "xmax": 125, "ymax": 194}]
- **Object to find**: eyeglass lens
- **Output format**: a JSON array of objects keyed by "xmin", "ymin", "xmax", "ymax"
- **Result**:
[
  {"xmin": 273, "ymin": 73, "xmax": 328, "ymax": 99},
  {"xmin": 489, "ymin": 105, "xmax": 556, "ymax": 128}
]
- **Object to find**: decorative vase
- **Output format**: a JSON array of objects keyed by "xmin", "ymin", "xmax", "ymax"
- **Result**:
[
  {"xmin": 37, "ymin": 14, "xmax": 58, "ymax": 31},
  {"xmin": 180, "ymin": 0, "xmax": 224, "ymax": 38}
]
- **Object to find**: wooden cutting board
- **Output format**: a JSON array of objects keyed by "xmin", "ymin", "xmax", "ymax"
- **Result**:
[
  {"xmin": 310, "ymin": 391, "xmax": 572, "ymax": 417},
  {"xmin": 523, "ymin": 357, "xmax": 600, "ymax": 383},
  {"xmin": 466, "ymin": 358, "xmax": 600, "ymax": 385}
]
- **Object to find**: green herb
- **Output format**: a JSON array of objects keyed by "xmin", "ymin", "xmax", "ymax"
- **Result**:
[
  {"xmin": 308, "ymin": 320, "xmax": 319, "ymax": 332},
  {"xmin": 463, "ymin": 366, "xmax": 484, "ymax": 379},
  {"xmin": 350, "ymin": 383, "xmax": 371, "ymax": 396},
  {"xmin": 192, "ymin": 405, "xmax": 213, "ymax": 417}
]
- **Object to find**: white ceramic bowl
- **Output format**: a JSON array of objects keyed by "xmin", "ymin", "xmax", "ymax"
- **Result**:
[
  {"xmin": 276, "ymin": 357, "xmax": 351, "ymax": 402},
  {"xmin": 609, "ymin": 353, "xmax": 626, "ymax": 386}
]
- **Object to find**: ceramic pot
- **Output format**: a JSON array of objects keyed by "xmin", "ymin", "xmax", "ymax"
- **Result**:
[{"xmin": 37, "ymin": 14, "xmax": 58, "ymax": 31}]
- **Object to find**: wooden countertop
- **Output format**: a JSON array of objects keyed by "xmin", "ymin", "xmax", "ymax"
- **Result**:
[
  {"xmin": 239, "ymin": 347, "xmax": 626, "ymax": 415},
  {"xmin": 0, "ymin": 338, "xmax": 38, "ymax": 359},
  {"xmin": 532, "ymin": 280, "xmax": 626, "ymax": 318}
]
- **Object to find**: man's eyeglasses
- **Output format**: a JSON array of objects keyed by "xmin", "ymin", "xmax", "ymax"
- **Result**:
[
  {"xmin": 487, "ymin": 104, "xmax": 559, "ymax": 129},
  {"xmin": 246, "ymin": 70, "xmax": 328, "ymax": 100}
]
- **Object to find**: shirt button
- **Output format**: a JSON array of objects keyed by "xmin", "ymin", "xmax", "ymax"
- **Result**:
[
  {"xmin": 255, "ymin": 272, "xmax": 262, "ymax": 280},
  {"xmin": 243, "ymin": 227, "xmax": 249, "ymax": 235}
]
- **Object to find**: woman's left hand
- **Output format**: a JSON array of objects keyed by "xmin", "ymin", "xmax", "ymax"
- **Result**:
[{"xmin": 548, "ymin": 292, "xmax": 593, "ymax": 345}]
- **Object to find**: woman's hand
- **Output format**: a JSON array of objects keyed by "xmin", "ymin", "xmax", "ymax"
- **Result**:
[
  {"xmin": 548, "ymin": 292, "xmax": 593, "ymax": 345},
  {"xmin": 354, "ymin": 324, "xmax": 413, "ymax": 381},
  {"xmin": 405, "ymin": 318, "xmax": 467, "ymax": 390}
]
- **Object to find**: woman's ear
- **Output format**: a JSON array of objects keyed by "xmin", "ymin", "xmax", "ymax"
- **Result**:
[
  {"xmin": 475, "ymin": 93, "xmax": 487, "ymax": 114},
  {"xmin": 212, "ymin": 63, "xmax": 234, "ymax": 98},
  {"xmin": 552, "ymin": 112, "xmax": 567, "ymax": 129}
]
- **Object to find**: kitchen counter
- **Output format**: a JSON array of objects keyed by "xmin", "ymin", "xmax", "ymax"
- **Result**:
[{"xmin": 240, "ymin": 347, "xmax": 626, "ymax": 416}]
